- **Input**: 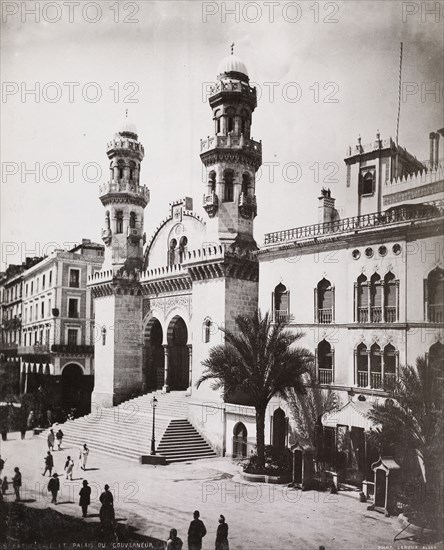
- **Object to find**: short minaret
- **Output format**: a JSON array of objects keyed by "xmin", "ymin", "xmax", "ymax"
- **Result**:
[
  {"xmin": 200, "ymin": 47, "xmax": 262, "ymax": 249},
  {"xmin": 90, "ymin": 117, "xmax": 149, "ymax": 407},
  {"xmin": 100, "ymin": 116, "xmax": 149, "ymax": 273},
  {"xmin": 318, "ymin": 188, "xmax": 338, "ymax": 224}
]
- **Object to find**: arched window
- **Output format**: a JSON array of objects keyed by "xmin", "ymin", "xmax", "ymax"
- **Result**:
[
  {"xmin": 370, "ymin": 343, "xmax": 381, "ymax": 388},
  {"xmin": 370, "ymin": 273, "xmax": 382, "ymax": 322},
  {"xmin": 214, "ymin": 110, "xmax": 221, "ymax": 134},
  {"xmin": 240, "ymin": 109, "xmax": 248, "ymax": 136},
  {"xmin": 168, "ymin": 239, "xmax": 177, "ymax": 266},
  {"xmin": 179, "ymin": 236, "xmax": 188, "ymax": 264},
  {"xmin": 115, "ymin": 211, "xmax": 123, "ymax": 234},
  {"xmin": 203, "ymin": 318, "xmax": 211, "ymax": 343},
  {"xmin": 241, "ymin": 173, "xmax": 250, "ymax": 196},
  {"xmin": 425, "ymin": 267, "xmax": 444, "ymax": 322},
  {"xmin": 272, "ymin": 408, "xmax": 287, "ymax": 449},
  {"xmin": 233, "ymin": 422, "xmax": 247, "ymax": 458},
  {"xmin": 361, "ymin": 171, "xmax": 374, "ymax": 195},
  {"xmin": 129, "ymin": 212, "xmax": 136, "ymax": 229},
  {"xmin": 226, "ymin": 107, "xmax": 235, "ymax": 134},
  {"xmin": 383, "ymin": 343, "xmax": 397, "ymax": 388},
  {"xmin": 316, "ymin": 278, "xmax": 334, "ymax": 323},
  {"xmin": 317, "ymin": 339, "xmax": 334, "ymax": 384},
  {"xmin": 223, "ymin": 170, "xmax": 234, "ymax": 202},
  {"xmin": 208, "ymin": 170, "xmax": 216, "ymax": 194},
  {"xmin": 384, "ymin": 272, "xmax": 398, "ymax": 322},
  {"xmin": 356, "ymin": 343, "xmax": 368, "ymax": 387},
  {"xmin": 273, "ymin": 283, "xmax": 289, "ymax": 322},
  {"xmin": 117, "ymin": 161, "xmax": 124, "ymax": 181},
  {"xmin": 355, "ymin": 274, "xmax": 368, "ymax": 322},
  {"xmin": 429, "ymin": 341, "xmax": 443, "ymax": 380}
]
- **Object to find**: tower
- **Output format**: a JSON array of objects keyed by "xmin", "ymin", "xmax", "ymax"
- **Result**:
[
  {"xmin": 90, "ymin": 117, "xmax": 149, "ymax": 407},
  {"xmin": 201, "ymin": 50, "xmax": 262, "ymax": 249}
]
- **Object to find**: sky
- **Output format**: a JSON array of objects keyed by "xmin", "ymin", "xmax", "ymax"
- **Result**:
[{"xmin": 1, "ymin": 0, "xmax": 443, "ymax": 269}]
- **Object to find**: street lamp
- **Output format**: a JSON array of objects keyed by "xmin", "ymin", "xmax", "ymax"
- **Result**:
[{"xmin": 150, "ymin": 396, "xmax": 158, "ymax": 455}]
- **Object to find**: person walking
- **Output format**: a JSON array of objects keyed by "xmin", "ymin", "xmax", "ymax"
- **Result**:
[
  {"xmin": 79, "ymin": 444, "xmax": 89, "ymax": 470},
  {"xmin": 48, "ymin": 473, "xmax": 60, "ymax": 504},
  {"xmin": 27, "ymin": 410, "xmax": 34, "ymax": 431},
  {"xmin": 20, "ymin": 421, "xmax": 27, "ymax": 440},
  {"xmin": 99, "ymin": 484, "xmax": 115, "ymax": 540},
  {"xmin": 47, "ymin": 429, "xmax": 55, "ymax": 451},
  {"xmin": 64, "ymin": 456, "xmax": 74, "ymax": 480},
  {"xmin": 12, "ymin": 467, "xmax": 21, "ymax": 502},
  {"xmin": 187, "ymin": 510, "xmax": 206, "ymax": 550},
  {"xmin": 215, "ymin": 515, "xmax": 229, "ymax": 550},
  {"xmin": 2, "ymin": 477, "xmax": 8, "ymax": 495},
  {"xmin": 79, "ymin": 480, "xmax": 91, "ymax": 518},
  {"xmin": 42, "ymin": 451, "xmax": 54, "ymax": 477},
  {"xmin": 56, "ymin": 429, "xmax": 64, "ymax": 451},
  {"xmin": 166, "ymin": 528, "xmax": 183, "ymax": 550}
]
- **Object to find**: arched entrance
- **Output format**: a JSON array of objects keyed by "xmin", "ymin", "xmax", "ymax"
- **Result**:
[
  {"xmin": 272, "ymin": 407, "xmax": 287, "ymax": 448},
  {"xmin": 61, "ymin": 364, "xmax": 90, "ymax": 415},
  {"xmin": 144, "ymin": 318, "xmax": 164, "ymax": 390},
  {"xmin": 233, "ymin": 422, "xmax": 248, "ymax": 458},
  {"xmin": 167, "ymin": 316, "xmax": 189, "ymax": 390}
]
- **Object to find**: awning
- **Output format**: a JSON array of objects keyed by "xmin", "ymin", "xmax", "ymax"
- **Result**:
[{"xmin": 322, "ymin": 400, "xmax": 379, "ymax": 431}]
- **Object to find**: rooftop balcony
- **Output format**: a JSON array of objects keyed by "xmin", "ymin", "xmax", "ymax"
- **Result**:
[{"xmin": 263, "ymin": 199, "xmax": 444, "ymax": 246}]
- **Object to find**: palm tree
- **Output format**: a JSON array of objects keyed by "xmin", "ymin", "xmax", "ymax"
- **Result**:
[
  {"xmin": 287, "ymin": 366, "xmax": 336, "ymax": 459},
  {"xmin": 197, "ymin": 310, "xmax": 313, "ymax": 471},
  {"xmin": 368, "ymin": 356, "xmax": 443, "ymax": 523}
]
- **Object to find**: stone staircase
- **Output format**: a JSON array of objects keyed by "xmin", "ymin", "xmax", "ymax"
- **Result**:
[{"xmin": 40, "ymin": 391, "xmax": 217, "ymax": 463}]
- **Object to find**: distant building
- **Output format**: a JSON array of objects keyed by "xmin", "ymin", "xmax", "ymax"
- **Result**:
[{"xmin": 16, "ymin": 240, "xmax": 104, "ymax": 413}]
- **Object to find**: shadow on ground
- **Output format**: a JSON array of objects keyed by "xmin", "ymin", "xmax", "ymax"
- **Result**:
[{"xmin": 0, "ymin": 501, "xmax": 165, "ymax": 548}]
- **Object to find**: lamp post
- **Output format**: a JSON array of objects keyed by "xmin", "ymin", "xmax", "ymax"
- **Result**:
[{"xmin": 150, "ymin": 396, "xmax": 158, "ymax": 455}]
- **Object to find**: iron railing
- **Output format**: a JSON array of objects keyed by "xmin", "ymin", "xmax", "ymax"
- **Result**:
[
  {"xmin": 318, "ymin": 369, "xmax": 333, "ymax": 385},
  {"xmin": 318, "ymin": 308, "xmax": 333, "ymax": 323}
]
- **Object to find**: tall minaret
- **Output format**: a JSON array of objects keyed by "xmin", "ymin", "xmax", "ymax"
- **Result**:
[
  {"xmin": 90, "ymin": 116, "xmax": 149, "ymax": 407},
  {"xmin": 201, "ymin": 47, "xmax": 262, "ymax": 249}
]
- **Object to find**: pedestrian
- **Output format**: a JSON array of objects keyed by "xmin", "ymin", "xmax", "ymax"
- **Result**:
[
  {"xmin": 215, "ymin": 515, "xmax": 229, "ymax": 550},
  {"xmin": 27, "ymin": 410, "xmax": 34, "ymax": 430},
  {"xmin": 20, "ymin": 421, "xmax": 27, "ymax": 440},
  {"xmin": 187, "ymin": 510, "xmax": 206, "ymax": 550},
  {"xmin": 42, "ymin": 451, "xmax": 54, "ymax": 477},
  {"xmin": 99, "ymin": 484, "xmax": 115, "ymax": 539},
  {"xmin": 48, "ymin": 473, "xmax": 60, "ymax": 504},
  {"xmin": 79, "ymin": 479, "xmax": 91, "ymax": 518},
  {"xmin": 2, "ymin": 477, "xmax": 8, "ymax": 495},
  {"xmin": 79, "ymin": 444, "xmax": 89, "ymax": 470},
  {"xmin": 46, "ymin": 409, "xmax": 52, "ymax": 428},
  {"xmin": 56, "ymin": 428, "xmax": 64, "ymax": 450},
  {"xmin": 12, "ymin": 467, "xmax": 21, "ymax": 501},
  {"xmin": 166, "ymin": 528, "xmax": 183, "ymax": 550},
  {"xmin": 0, "ymin": 455, "xmax": 5, "ymax": 478},
  {"xmin": 64, "ymin": 456, "xmax": 74, "ymax": 480},
  {"xmin": 47, "ymin": 429, "xmax": 55, "ymax": 451}
]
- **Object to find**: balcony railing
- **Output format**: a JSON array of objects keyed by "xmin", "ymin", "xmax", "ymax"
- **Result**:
[
  {"xmin": 51, "ymin": 344, "xmax": 94, "ymax": 355},
  {"xmin": 318, "ymin": 368, "xmax": 333, "ymax": 385},
  {"xmin": 357, "ymin": 371, "xmax": 397, "ymax": 390},
  {"xmin": 358, "ymin": 307, "xmax": 369, "ymax": 323},
  {"xmin": 274, "ymin": 309, "xmax": 290, "ymax": 323},
  {"xmin": 385, "ymin": 306, "xmax": 397, "ymax": 322},
  {"xmin": 370, "ymin": 307, "xmax": 382, "ymax": 323},
  {"xmin": 429, "ymin": 304, "xmax": 444, "ymax": 323},
  {"xmin": 264, "ymin": 199, "xmax": 444, "ymax": 245},
  {"xmin": 318, "ymin": 308, "xmax": 333, "ymax": 323},
  {"xmin": 68, "ymin": 311, "xmax": 79, "ymax": 319},
  {"xmin": 18, "ymin": 344, "xmax": 50, "ymax": 355},
  {"xmin": 357, "ymin": 371, "xmax": 368, "ymax": 388},
  {"xmin": 0, "ymin": 342, "xmax": 18, "ymax": 352}
]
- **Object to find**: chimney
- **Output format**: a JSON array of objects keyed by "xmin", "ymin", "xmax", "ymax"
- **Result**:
[
  {"xmin": 429, "ymin": 132, "xmax": 436, "ymax": 167},
  {"xmin": 318, "ymin": 188, "xmax": 337, "ymax": 224}
]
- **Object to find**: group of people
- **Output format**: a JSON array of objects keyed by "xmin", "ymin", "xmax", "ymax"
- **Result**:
[
  {"xmin": 46, "ymin": 428, "xmax": 65, "ymax": 452},
  {"xmin": 166, "ymin": 510, "xmax": 229, "ymax": 550},
  {"xmin": 0, "ymin": 455, "xmax": 22, "ymax": 503}
]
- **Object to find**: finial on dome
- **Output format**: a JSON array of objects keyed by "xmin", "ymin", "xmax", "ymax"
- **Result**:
[{"xmin": 231, "ymin": 42, "xmax": 235, "ymax": 55}]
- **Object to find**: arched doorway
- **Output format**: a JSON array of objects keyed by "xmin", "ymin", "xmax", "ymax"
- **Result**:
[
  {"xmin": 144, "ymin": 318, "xmax": 164, "ymax": 390},
  {"xmin": 272, "ymin": 407, "xmax": 287, "ymax": 449},
  {"xmin": 61, "ymin": 364, "xmax": 90, "ymax": 415},
  {"xmin": 167, "ymin": 316, "xmax": 189, "ymax": 390},
  {"xmin": 233, "ymin": 422, "xmax": 247, "ymax": 458}
]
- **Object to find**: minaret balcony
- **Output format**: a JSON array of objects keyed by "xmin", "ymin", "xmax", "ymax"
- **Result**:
[
  {"xmin": 200, "ymin": 134, "xmax": 261, "ymax": 155},
  {"xmin": 99, "ymin": 181, "xmax": 150, "ymax": 205},
  {"xmin": 203, "ymin": 191, "xmax": 219, "ymax": 218},
  {"xmin": 239, "ymin": 193, "xmax": 257, "ymax": 219},
  {"xmin": 106, "ymin": 137, "xmax": 145, "ymax": 160},
  {"xmin": 209, "ymin": 79, "xmax": 257, "ymax": 97}
]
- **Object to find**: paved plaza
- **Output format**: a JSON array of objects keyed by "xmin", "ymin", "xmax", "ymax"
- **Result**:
[{"xmin": 0, "ymin": 431, "xmax": 440, "ymax": 550}]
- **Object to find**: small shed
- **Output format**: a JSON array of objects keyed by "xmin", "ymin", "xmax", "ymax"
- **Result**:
[
  {"xmin": 371, "ymin": 456, "xmax": 401, "ymax": 516},
  {"xmin": 291, "ymin": 442, "xmax": 315, "ymax": 490}
]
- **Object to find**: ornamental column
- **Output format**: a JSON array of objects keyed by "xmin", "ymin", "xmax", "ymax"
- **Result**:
[
  {"xmin": 162, "ymin": 345, "xmax": 170, "ymax": 393},
  {"xmin": 187, "ymin": 344, "xmax": 193, "ymax": 396}
]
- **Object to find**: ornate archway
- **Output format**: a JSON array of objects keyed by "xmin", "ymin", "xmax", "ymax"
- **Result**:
[
  {"xmin": 233, "ymin": 422, "xmax": 248, "ymax": 458},
  {"xmin": 61, "ymin": 364, "xmax": 90, "ymax": 415},
  {"xmin": 167, "ymin": 316, "xmax": 189, "ymax": 391},
  {"xmin": 143, "ymin": 318, "xmax": 164, "ymax": 390}
]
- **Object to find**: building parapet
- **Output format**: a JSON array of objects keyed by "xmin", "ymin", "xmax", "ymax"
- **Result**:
[
  {"xmin": 209, "ymin": 79, "xmax": 256, "ymax": 97},
  {"xmin": 140, "ymin": 263, "xmax": 186, "ymax": 282},
  {"xmin": 262, "ymin": 199, "xmax": 444, "ymax": 247},
  {"xmin": 200, "ymin": 134, "xmax": 262, "ymax": 155}
]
